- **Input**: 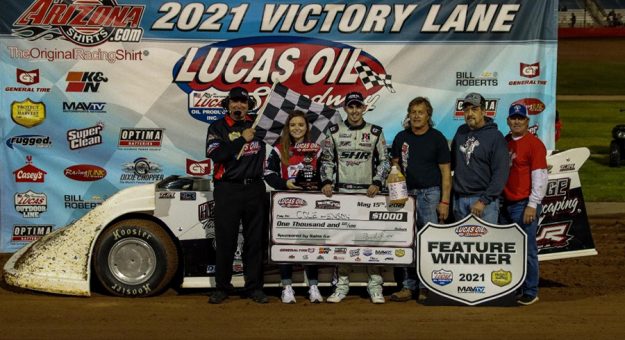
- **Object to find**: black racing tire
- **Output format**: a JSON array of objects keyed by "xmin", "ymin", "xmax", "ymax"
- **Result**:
[
  {"xmin": 609, "ymin": 141, "xmax": 620, "ymax": 167},
  {"xmin": 93, "ymin": 219, "xmax": 178, "ymax": 297}
]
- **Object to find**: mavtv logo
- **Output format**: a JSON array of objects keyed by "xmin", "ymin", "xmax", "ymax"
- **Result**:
[
  {"xmin": 65, "ymin": 72, "xmax": 108, "ymax": 92},
  {"xmin": 63, "ymin": 102, "xmax": 107, "ymax": 113}
]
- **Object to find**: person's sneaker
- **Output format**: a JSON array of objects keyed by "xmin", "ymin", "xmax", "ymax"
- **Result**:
[
  {"xmin": 248, "ymin": 289, "xmax": 269, "ymax": 304},
  {"xmin": 369, "ymin": 290, "xmax": 385, "ymax": 304},
  {"xmin": 326, "ymin": 291, "xmax": 346, "ymax": 303},
  {"xmin": 517, "ymin": 294, "xmax": 539, "ymax": 306},
  {"xmin": 281, "ymin": 285, "xmax": 296, "ymax": 304},
  {"xmin": 390, "ymin": 287, "xmax": 413, "ymax": 302},
  {"xmin": 208, "ymin": 290, "xmax": 228, "ymax": 304},
  {"xmin": 417, "ymin": 288, "xmax": 429, "ymax": 302},
  {"xmin": 308, "ymin": 285, "xmax": 324, "ymax": 303}
]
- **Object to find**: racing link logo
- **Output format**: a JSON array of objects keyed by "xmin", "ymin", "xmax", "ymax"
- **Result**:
[
  {"xmin": 536, "ymin": 221, "xmax": 573, "ymax": 250},
  {"xmin": 67, "ymin": 122, "xmax": 104, "ymax": 150},
  {"xmin": 13, "ymin": 0, "xmax": 145, "ymax": 47},
  {"xmin": 66, "ymin": 71, "xmax": 108, "ymax": 92},
  {"xmin": 454, "ymin": 98, "xmax": 498, "ymax": 118}
]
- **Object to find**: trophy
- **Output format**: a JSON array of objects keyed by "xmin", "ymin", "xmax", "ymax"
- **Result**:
[{"xmin": 294, "ymin": 152, "xmax": 320, "ymax": 190}]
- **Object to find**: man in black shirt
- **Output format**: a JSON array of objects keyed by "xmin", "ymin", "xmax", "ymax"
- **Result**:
[
  {"xmin": 206, "ymin": 87, "xmax": 268, "ymax": 304},
  {"xmin": 390, "ymin": 97, "xmax": 451, "ymax": 302}
]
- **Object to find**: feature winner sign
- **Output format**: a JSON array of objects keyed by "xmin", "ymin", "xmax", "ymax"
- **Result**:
[
  {"xmin": 270, "ymin": 191, "xmax": 415, "ymax": 265},
  {"xmin": 417, "ymin": 215, "xmax": 526, "ymax": 306}
]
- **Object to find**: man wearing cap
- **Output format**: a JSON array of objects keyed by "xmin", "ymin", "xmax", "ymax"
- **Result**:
[
  {"xmin": 451, "ymin": 92, "xmax": 509, "ymax": 223},
  {"xmin": 499, "ymin": 103, "xmax": 548, "ymax": 306},
  {"xmin": 206, "ymin": 87, "xmax": 268, "ymax": 304},
  {"xmin": 320, "ymin": 91, "xmax": 391, "ymax": 304}
]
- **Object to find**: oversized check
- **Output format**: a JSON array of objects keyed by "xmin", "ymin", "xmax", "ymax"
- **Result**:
[{"xmin": 270, "ymin": 191, "xmax": 415, "ymax": 265}]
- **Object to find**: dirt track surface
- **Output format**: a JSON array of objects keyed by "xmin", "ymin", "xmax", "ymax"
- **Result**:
[{"xmin": 1, "ymin": 213, "xmax": 625, "ymax": 340}]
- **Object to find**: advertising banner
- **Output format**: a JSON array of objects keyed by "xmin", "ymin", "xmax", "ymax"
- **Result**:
[{"xmin": 1, "ymin": 0, "xmax": 558, "ymax": 252}]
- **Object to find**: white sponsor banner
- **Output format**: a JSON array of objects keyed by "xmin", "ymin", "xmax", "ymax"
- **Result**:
[
  {"xmin": 417, "ymin": 215, "xmax": 526, "ymax": 306},
  {"xmin": 270, "ymin": 191, "xmax": 415, "ymax": 264}
]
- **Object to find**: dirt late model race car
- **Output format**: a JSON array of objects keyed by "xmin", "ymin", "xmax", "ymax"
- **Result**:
[{"xmin": 3, "ymin": 148, "xmax": 597, "ymax": 298}]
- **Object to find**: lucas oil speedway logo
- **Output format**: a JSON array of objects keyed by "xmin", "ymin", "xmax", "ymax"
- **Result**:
[
  {"xmin": 173, "ymin": 36, "xmax": 394, "ymax": 123},
  {"xmin": 12, "ymin": 0, "xmax": 144, "ymax": 47}
]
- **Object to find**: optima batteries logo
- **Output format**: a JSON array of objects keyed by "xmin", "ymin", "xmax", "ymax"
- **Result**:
[
  {"xmin": 454, "ymin": 98, "xmax": 498, "ymax": 119},
  {"xmin": 12, "ymin": 0, "xmax": 145, "ymax": 47},
  {"xmin": 12, "ymin": 224, "xmax": 53, "ymax": 242},
  {"xmin": 173, "ymin": 36, "xmax": 393, "ymax": 123},
  {"xmin": 118, "ymin": 128, "xmax": 164, "ymax": 148}
]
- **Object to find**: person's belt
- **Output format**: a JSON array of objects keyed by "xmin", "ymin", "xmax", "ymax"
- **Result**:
[
  {"xmin": 503, "ymin": 197, "xmax": 529, "ymax": 206},
  {"xmin": 337, "ymin": 183, "xmax": 370, "ymax": 190},
  {"xmin": 217, "ymin": 177, "xmax": 262, "ymax": 185}
]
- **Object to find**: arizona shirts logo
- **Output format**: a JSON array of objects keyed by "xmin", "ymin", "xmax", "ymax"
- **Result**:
[{"xmin": 12, "ymin": 0, "xmax": 145, "ymax": 47}]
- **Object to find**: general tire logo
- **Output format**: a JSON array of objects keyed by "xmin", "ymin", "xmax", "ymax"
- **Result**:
[{"xmin": 13, "ymin": 0, "xmax": 145, "ymax": 47}]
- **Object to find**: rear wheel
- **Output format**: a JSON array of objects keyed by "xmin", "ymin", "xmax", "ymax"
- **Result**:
[
  {"xmin": 609, "ymin": 141, "xmax": 620, "ymax": 167},
  {"xmin": 93, "ymin": 219, "xmax": 178, "ymax": 297}
]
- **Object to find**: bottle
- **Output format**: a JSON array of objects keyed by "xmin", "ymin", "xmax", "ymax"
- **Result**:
[{"xmin": 387, "ymin": 165, "xmax": 408, "ymax": 204}]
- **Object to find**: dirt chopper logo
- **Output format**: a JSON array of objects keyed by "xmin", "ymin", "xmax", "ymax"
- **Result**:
[
  {"xmin": 173, "ymin": 36, "xmax": 395, "ymax": 123},
  {"xmin": 12, "ymin": 0, "xmax": 145, "ymax": 47}
]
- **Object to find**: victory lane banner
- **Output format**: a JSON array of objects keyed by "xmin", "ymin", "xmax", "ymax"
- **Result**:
[
  {"xmin": 417, "ymin": 215, "xmax": 527, "ymax": 306},
  {"xmin": 270, "ymin": 191, "xmax": 415, "ymax": 265}
]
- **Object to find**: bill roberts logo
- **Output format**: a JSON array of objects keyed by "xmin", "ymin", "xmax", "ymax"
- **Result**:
[
  {"xmin": 12, "ymin": 0, "xmax": 145, "ymax": 47},
  {"xmin": 118, "ymin": 128, "xmax": 164, "ymax": 148}
]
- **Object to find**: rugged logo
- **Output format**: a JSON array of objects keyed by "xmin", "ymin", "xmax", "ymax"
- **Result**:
[
  {"xmin": 14, "ymin": 190, "xmax": 47, "ymax": 218},
  {"xmin": 278, "ymin": 197, "xmax": 307, "ymax": 208},
  {"xmin": 67, "ymin": 122, "xmax": 104, "ymax": 150},
  {"xmin": 64, "ymin": 194, "xmax": 104, "ymax": 209},
  {"xmin": 13, "ymin": 155, "xmax": 47, "ymax": 183},
  {"xmin": 173, "ymin": 36, "xmax": 392, "ymax": 123},
  {"xmin": 186, "ymin": 158, "xmax": 212, "ymax": 176},
  {"xmin": 64, "ymin": 164, "xmax": 107, "ymax": 181},
  {"xmin": 118, "ymin": 128, "xmax": 164, "ymax": 149},
  {"xmin": 63, "ymin": 101, "xmax": 107, "ymax": 113},
  {"xmin": 455, "ymin": 225, "xmax": 488, "ymax": 237},
  {"xmin": 66, "ymin": 71, "xmax": 108, "ymax": 92},
  {"xmin": 13, "ymin": 0, "xmax": 145, "ymax": 47},
  {"xmin": 6, "ymin": 135, "xmax": 52, "ymax": 149},
  {"xmin": 454, "ymin": 98, "xmax": 497, "ymax": 118},
  {"xmin": 120, "ymin": 157, "xmax": 164, "ymax": 184},
  {"xmin": 11, "ymin": 98, "xmax": 46, "ymax": 128},
  {"xmin": 12, "ymin": 224, "xmax": 53, "ymax": 242},
  {"xmin": 511, "ymin": 98, "xmax": 545, "ymax": 115},
  {"xmin": 315, "ymin": 200, "xmax": 340, "ymax": 209}
]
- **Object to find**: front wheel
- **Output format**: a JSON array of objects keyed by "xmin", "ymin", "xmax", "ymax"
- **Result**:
[
  {"xmin": 609, "ymin": 140, "xmax": 620, "ymax": 167},
  {"xmin": 93, "ymin": 219, "xmax": 178, "ymax": 297}
]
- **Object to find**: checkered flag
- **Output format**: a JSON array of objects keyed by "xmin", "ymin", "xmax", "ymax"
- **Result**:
[
  {"xmin": 355, "ymin": 61, "xmax": 396, "ymax": 93},
  {"xmin": 254, "ymin": 83, "xmax": 341, "ymax": 146}
]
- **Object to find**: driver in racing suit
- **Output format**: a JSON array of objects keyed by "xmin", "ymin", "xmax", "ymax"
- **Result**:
[{"xmin": 320, "ymin": 91, "xmax": 391, "ymax": 304}]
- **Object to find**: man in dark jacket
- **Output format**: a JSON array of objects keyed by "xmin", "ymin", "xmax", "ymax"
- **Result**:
[
  {"xmin": 451, "ymin": 93, "xmax": 509, "ymax": 223},
  {"xmin": 206, "ymin": 87, "xmax": 268, "ymax": 304}
]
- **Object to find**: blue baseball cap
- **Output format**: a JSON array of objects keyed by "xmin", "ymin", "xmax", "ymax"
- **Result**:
[{"xmin": 508, "ymin": 103, "xmax": 528, "ymax": 118}]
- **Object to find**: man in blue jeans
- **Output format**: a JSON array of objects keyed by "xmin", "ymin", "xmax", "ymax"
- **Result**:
[
  {"xmin": 499, "ymin": 103, "xmax": 548, "ymax": 305},
  {"xmin": 390, "ymin": 97, "xmax": 451, "ymax": 302},
  {"xmin": 451, "ymin": 93, "xmax": 509, "ymax": 223}
]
